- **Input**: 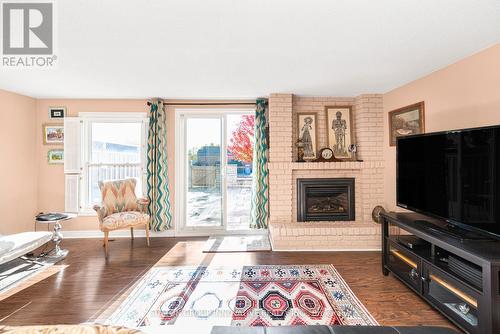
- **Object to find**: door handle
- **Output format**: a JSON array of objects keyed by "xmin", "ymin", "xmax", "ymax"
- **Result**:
[{"xmin": 409, "ymin": 268, "xmax": 419, "ymax": 280}]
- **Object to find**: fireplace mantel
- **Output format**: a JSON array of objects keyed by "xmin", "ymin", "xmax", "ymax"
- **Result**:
[{"xmin": 269, "ymin": 161, "xmax": 383, "ymax": 171}]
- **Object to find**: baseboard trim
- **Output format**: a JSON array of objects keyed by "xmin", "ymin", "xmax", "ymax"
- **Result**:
[
  {"xmin": 63, "ymin": 231, "xmax": 379, "ymax": 252},
  {"xmin": 173, "ymin": 230, "xmax": 268, "ymax": 237},
  {"xmin": 62, "ymin": 229, "xmax": 267, "ymax": 239},
  {"xmin": 272, "ymin": 248, "xmax": 382, "ymax": 252},
  {"xmin": 63, "ymin": 230, "xmax": 175, "ymax": 238}
]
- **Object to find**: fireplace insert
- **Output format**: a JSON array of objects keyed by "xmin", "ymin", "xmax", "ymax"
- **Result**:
[{"xmin": 297, "ymin": 178, "xmax": 355, "ymax": 222}]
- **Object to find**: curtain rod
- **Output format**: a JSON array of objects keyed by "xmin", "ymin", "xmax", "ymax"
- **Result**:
[{"xmin": 146, "ymin": 101, "xmax": 256, "ymax": 106}]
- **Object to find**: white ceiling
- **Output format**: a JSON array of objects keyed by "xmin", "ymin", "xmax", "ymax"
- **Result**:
[{"xmin": 1, "ymin": 0, "xmax": 500, "ymax": 99}]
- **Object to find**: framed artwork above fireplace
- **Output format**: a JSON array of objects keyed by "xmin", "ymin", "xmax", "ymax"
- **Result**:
[
  {"xmin": 297, "ymin": 113, "xmax": 318, "ymax": 160},
  {"xmin": 326, "ymin": 106, "xmax": 354, "ymax": 160}
]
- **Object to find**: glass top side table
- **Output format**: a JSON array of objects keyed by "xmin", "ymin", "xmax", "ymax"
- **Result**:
[{"xmin": 35, "ymin": 212, "xmax": 76, "ymax": 259}]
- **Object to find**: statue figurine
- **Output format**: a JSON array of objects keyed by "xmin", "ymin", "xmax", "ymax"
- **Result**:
[
  {"xmin": 296, "ymin": 138, "xmax": 305, "ymax": 162},
  {"xmin": 348, "ymin": 143, "xmax": 358, "ymax": 161}
]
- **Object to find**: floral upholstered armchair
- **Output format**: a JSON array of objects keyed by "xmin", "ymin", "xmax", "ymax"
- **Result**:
[{"xmin": 93, "ymin": 178, "xmax": 150, "ymax": 257}]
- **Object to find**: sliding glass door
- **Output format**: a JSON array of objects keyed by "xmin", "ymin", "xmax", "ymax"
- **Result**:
[
  {"xmin": 176, "ymin": 111, "xmax": 254, "ymax": 234},
  {"xmin": 185, "ymin": 117, "xmax": 223, "ymax": 229}
]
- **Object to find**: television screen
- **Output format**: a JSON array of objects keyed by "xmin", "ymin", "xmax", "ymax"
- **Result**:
[{"xmin": 397, "ymin": 126, "xmax": 500, "ymax": 237}]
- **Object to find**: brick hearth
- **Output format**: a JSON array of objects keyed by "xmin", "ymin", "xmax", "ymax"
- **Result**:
[{"xmin": 268, "ymin": 93, "xmax": 384, "ymax": 250}]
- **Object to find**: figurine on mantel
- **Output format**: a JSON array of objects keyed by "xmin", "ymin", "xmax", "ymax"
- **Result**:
[
  {"xmin": 348, "ymin": 143, "xmax": 358, "ymax": 161},
  {"xmin": 296, "ymin": 138, "xmax": 305, "ymax": 162}
]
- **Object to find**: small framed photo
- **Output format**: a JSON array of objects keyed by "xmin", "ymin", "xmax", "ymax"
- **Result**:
[
  {"xmin": 48, "ymin": 149, "xmax": 64, "ymax": 164},
  {"xmin": 49, "ymin": 107, "xmax": 66, "ymax": 119},
  {"xmin": 43, "ymin": 124, "xmax": 64, "ymax": 145},
  {"xmin": 388, "ymin": 101, "xmax": 425, "ymax": 146},
  {"xmin": 297, "ymin": 113, "xmax": 318, "ymax": 160},
  {"xmin": 327, "ymin": 106, "xmax": 354, "ymax": 159}
]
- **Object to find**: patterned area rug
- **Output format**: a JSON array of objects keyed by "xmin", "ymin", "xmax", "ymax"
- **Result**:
[
  {"xmin": 104, "ymin": 265, "xmax": 377, "ymax": 328},
  {"xmin": 202, "ymin": 236, "xmax": 271, "ymax": 253}
]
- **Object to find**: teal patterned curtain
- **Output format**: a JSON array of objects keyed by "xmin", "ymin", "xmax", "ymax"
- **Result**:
[
  {"xmin": 250, "ymin": 98, "xmax": 269, "ymax": 229},
  {"xmin": 146, "ymin": 99, "xmax": 172, "ymax": 231}
]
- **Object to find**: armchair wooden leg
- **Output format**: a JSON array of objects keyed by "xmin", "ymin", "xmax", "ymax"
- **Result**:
[
  {"xmin": 130, "ymin": 227, "xmax": 134, "ymax": 240},
  {"xmin": 103, "ymin": 232, "xmax": 109, "ymax": 258},
  {"xmin": 145, "ymin": 224, "xmax": 150, "ymax": 247}
]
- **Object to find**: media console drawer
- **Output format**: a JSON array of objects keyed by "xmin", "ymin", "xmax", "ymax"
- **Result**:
[
  {"xmin": 386, "ymin": 239, "xmax": 422, "ymax": 293},
  {"xmin": 422, "ymin": 262, "xmax": 480, "ymax": 333}
]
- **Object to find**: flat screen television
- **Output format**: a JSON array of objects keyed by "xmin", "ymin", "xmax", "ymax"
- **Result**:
[{"xmin": 397, "ymin": 125, "xmax": 500, "ymax": 239}]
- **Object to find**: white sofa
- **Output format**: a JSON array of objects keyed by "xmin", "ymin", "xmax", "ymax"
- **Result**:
[{"xmin": 0, "ymin": 232, "xmax": 52, "ymax": 265}]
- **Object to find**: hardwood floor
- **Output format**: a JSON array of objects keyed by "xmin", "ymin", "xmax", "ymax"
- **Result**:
[{"xmin": 0, "ymin": 237, "xmax": 457, "ymax": 330}]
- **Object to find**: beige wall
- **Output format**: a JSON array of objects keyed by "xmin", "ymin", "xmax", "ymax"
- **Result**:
[
  {"xmin": 383, "ymin": 43, "xmax": 500, "ymax": 210},
  {"xmin": 35, "ymin": 99, "xmax": 150, "ymax": 231},
  {"xmin": 0, "ymin": 90, "xmax": 38, "ymax": 234}
]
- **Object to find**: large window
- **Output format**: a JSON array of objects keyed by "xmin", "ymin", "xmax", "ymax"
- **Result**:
[{"xmin": 80, "ymin": 113, "xmax": 147, "ymax": 211}]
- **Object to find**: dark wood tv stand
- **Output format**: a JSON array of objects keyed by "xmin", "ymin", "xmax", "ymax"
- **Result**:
[{"xmin": 381, "ymin": 212, "xmax": 500, "ymax": 334}]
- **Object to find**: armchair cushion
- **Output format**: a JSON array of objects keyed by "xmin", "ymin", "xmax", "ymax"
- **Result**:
[
  {"xmin": 98, "ymin": 178, "xmax": 139, "ymax": 217},
  {"xmin": 101, "ymin": 211, "xmax": 149, "ymax": 232}
]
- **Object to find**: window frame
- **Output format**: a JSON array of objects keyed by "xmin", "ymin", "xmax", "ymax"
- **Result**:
[{"xmin": 78, "ymin": 112, "xmax": 148, "ymax": 215}]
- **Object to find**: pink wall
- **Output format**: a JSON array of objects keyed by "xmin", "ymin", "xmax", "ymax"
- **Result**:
[
  {"xmin": 383, "ymin": 43, "xmax": 500, "ymax": 210},
  {"xmin": 0, "ymin": 90, "xmax": 38, "ymax": 234},
  {"xmin": 35, "ymin": 99, "xmax": 154, "ymax": 231}
]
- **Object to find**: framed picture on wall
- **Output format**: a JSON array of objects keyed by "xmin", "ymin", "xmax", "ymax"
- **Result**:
[
  {"xmin": 48, "ymin": 149, "xmax": 64, "ymax": 164},
  {"xmin": 43, "ymin": 124, "xmax": 64, "ymax": 145},
  {"xmin": 297, "ymin": 113, "xmax": 318, "ymax": 160},
  {"xmin": 327, "ymin": 106, "xmax": 354, "ymax": 159},
  {"xmin": 388, "ymin": 101, "xmax": 425, "ymax": 146},
  {"xmin": 49, "ymin": 106, "xmax": 66, "ymax": 119}
]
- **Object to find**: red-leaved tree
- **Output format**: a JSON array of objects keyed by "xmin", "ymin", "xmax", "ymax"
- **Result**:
[{"xmin": 228, "ymin": 115, "xmax": 255, "ymax": 163}]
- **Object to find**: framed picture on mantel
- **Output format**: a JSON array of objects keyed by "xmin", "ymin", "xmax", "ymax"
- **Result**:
[
  {"xmin": 297, "ymin": 113, "xmax": 318, "ymax": 160},
  {"xmin": 388, "ymin": 101, "xmax": 425, "ymax": 146},
  {"xmin": 326, "ymin": 106, "xmax": 354, "ymax": 160}
]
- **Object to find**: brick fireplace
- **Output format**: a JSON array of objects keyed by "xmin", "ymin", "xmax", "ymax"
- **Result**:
[{"xmin": 267, "ymin": 94, "xmax": 384, "ymax": 250}]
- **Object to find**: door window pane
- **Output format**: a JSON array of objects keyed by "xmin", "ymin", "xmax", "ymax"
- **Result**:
[
  {"xmin": 186, "ymin": 118, "xmax": 222, "ymax": 227},
  {"xmin": 227, "ymin": 114, "xmax": 254, "ymax": 230}
]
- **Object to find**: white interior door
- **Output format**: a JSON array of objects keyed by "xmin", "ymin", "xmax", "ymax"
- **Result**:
[{"xmin": 176, "ymin": 110, "xmax": 257, "ymax": 235}]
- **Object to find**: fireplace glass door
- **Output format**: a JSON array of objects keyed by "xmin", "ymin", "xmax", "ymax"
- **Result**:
[
  {"xmin": 306, "ymin": 189, "xmax": 349, "ymax": 216},
  {"xmin": 297, "ymin": 178, "xmax": 355, "ymax": 221}
]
